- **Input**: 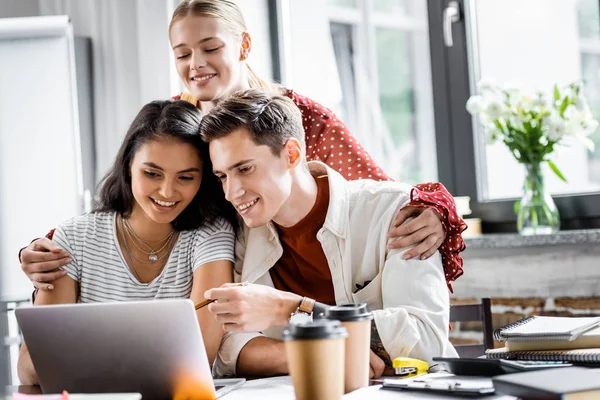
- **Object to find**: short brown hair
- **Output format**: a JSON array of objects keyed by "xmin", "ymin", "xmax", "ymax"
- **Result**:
[{"xmin": 200, "ymin": 89, "xmax": 305, "ymax": 156}]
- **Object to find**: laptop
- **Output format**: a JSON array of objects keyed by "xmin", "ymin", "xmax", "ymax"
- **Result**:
[{"xmin": 15, "ymin": 299, "xmax": 245, "ymax": 400}]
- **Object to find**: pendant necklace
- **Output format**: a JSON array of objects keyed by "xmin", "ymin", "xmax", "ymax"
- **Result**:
[{"xmin": 122, "ymin": 217, "xmax": 175, "ymax": 263}]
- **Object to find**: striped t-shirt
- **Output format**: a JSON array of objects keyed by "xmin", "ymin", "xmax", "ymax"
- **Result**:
[{"xmin": 53, "ymin": 211, "xmax": 235, "ymax": 302}]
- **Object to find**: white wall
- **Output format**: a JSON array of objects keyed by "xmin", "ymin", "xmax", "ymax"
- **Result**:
[
  {"xmin": 0, "ymin": 18, "xmax": 85, "ymax": 300},
  {"xmin": 0, "ymin": 0, "xmax": 39, "ymax": 18}
]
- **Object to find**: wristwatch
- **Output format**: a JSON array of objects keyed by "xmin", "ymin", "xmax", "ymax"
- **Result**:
[{"xmin": 288, "ymin": 296, "xmax": 315, "ymax": 325}]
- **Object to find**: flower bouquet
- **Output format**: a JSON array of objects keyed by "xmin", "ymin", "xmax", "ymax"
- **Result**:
[{"xmin": 466, "ymin": 80, "xmax": 597, "ymax": 235}]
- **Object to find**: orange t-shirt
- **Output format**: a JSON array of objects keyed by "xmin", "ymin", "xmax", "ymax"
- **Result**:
[{"xmin": 269, "ymin": 176, "xmax": 336, "ymax": 305}]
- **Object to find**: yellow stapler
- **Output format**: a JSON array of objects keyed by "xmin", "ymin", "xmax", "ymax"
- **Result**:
[{"xmin": 392, "ymin": 357, "xmax": 429, "ymax": 378}]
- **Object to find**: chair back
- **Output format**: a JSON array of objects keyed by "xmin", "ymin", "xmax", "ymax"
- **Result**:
[{"xmin": 450, "ymin": 298, "xmax": 493, "ymax": 357}]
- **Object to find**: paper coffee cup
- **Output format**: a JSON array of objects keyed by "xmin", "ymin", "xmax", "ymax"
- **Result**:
[
  {"xmin": 325, "ymin": 303, "xmax": 373, "ymax": 393},
  {"xmin": 282, "ymin": 320, "xmax": 347, "ymax": 400}
]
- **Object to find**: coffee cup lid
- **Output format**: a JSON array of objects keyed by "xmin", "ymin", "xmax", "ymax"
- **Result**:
[
  {"xmin": 324, "ymin": 303, "xmax": 373, "ymax": 322},
  {"xmin": 282, "ymin": 319, "xmax": 348, "ymax": 341}
]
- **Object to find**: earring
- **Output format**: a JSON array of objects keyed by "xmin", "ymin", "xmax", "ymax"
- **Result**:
[{"xmin": 240, "ymin": 53, "xmax": 248, "ymax": 60}]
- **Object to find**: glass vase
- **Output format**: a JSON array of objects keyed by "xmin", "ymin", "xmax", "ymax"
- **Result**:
[{"xmin": 516, "ymin": 162, "xmax": 560, "ymax": 235}]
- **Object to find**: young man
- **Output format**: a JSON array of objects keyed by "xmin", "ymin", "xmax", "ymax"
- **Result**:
[{"xmin": 200, "ymin": 89, "xmax": 458, "ymax": 379}]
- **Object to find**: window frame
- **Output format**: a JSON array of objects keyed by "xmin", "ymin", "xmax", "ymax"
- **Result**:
[
  {"xmin": 273, "ymin": 0, "xmax": 439, "ymax": 184},
  {"xmin": 428, "ymin": 0, "xmax": 600, "ymax": 231}
]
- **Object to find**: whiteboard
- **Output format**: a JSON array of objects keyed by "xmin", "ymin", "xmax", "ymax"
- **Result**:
[{"xmin": 0, "ymin": 17, "xmax": 84, "ymax": 299}]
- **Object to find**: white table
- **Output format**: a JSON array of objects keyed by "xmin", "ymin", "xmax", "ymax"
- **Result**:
[{"xmin": 221, "ymin": 375, "xmax": 517, "ymax": 399}]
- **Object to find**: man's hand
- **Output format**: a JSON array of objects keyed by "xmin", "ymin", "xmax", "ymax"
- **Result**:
[
  {"xmin": 369, "ymin": 349, "xmax": 386, "ymax": 379},
  {"xmin": 21, "ymin": 238, "xmax": 70, "ymax": 290},
  {"xmin": 387, "ymin": 207, "xmax": 446, "ymax": 260},
  {"xmin": 205, "ymin": 283, "xmax": 301, "ymax": 333}
]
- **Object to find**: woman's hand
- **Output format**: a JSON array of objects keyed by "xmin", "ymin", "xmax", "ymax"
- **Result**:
[
  {"xmin": 205, "ymin": 283, "xmax": 301, "ymax": 333},
  {"xmin": 21, "ymin": 238, "xmax": 70, "ymax": 290},
  {"xmin": 387, "ymin": 206, "xmax": 446, "ymax": 260}
]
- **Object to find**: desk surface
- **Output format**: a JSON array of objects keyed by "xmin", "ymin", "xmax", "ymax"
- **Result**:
[{"xmin": 7, "ymin": 376, "xmax": 517, "ymax": 399}]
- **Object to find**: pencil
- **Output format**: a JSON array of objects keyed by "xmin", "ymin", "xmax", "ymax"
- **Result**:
[
  {"xmin": 193, "ymin": 282, "xmax": 248, "ymax": 310},
  {"xmin": 194, "ymin": 298, "xmax": 216, "ymax": 310}
]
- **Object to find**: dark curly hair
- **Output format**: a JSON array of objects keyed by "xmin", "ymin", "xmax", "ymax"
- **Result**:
[{"xmin": 94, "ymin": 100, "xmax": 238, "ymax": 232}]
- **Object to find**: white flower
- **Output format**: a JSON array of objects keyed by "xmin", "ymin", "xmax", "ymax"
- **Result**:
[
  {"xmin": 542, "ymin": 113, "xmax": 567, "ymax": 141},
  {"xmin": 483, "ymin": 125, "xmax": 500, "ymax": 145},
  {"xmin": 503, "ymin": 83, "xmax": 521, "ymax": 101},
  {"xmin": 579, "ymin": 135, "xmax": 596, "ymax": 152},
  {"xmin": 583, "ymin": 119, "xmax": 599, "ymax": 136},
  {"xmin": 519, "ymin": 94, "xmax": 534, "ymax": 109},
  {"xmin": 466, "ymin": 95, "xmax": 486, "ymax": 115},
  {"xmin": 531, "ymin": 92, "xmax": 551, "ymax": 109},
  {"xmin": 508, "ymin": 116, "xmax": 525, "ymax": 132},
  {"xmin": 486, "ymin": 100, "xmax": 509, "ymax": 120},
  {"xmin": 563, "ymin": 106, "xmax": 594, "ymax": 137},
  {"xmin": 575, "ymin": 94, "xmax": 591, "ymax": 114},
  {"xmin": 547, "ymin": 124, "xmax": 567, "ymax": 141},
  {"xmin": 565, "ymin": 118, "xmax": 584, "ymax": 137},
  {"xmin": 477, "ymin": 78, "xmax": 499, "ymax": 93},
  {"xmin": 563, "ymin": 104, "xmax": 578, "ymax": 119}
]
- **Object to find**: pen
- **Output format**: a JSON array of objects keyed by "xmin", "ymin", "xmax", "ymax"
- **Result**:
[{"xmin": 193, "ymin": 282, "xmax": 248, "ymax": 310}]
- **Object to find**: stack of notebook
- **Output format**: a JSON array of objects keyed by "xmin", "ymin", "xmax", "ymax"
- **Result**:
[{"xmin": 486, "ymin": 316, "xmax": 600, "ymax": 363}]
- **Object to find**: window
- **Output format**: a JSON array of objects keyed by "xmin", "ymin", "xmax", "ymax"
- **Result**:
[
  {"xmin": 272, "ymin": 0, "xmax": 600, "ymax": 229},
  {"xmin": 469, "ymin": 0, "xmax": 600, "ymax": 200},
  {"xmin": 279, "ymin": 0, "xmax": 437, "ymax": 184},
  {"xmin": 579, "ymin": 0, "xmax": 600, "ymax": 185},
  {"xmin": 435, "ymin": 0, "xmax": 600, "ymax": 228}
]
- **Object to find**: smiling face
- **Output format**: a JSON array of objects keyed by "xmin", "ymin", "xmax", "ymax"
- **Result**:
[
  {"xmin": 209, "ymin": 127, "xmax": 293, "ymax": 228},
  {"xmin": 129, "ymin": 136, "xmax": 203, "ymax": 226},
  {"xmin": 169, "ymin": 14, "xmax": 249, "ymax": 103}
]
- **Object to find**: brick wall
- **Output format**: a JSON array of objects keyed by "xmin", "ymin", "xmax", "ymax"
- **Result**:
[{"xmin": 449, "ymin": 297, "xmax": 600, "ymax": 347}]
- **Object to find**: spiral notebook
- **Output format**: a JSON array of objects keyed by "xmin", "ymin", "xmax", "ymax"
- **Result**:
[
  {"xmin": 493, "ymin": 316, "xmax": 600, "ymax": 342},
  {"xmin": 486, "ymin": 347, "xmax": 600, "ymax": 363}
]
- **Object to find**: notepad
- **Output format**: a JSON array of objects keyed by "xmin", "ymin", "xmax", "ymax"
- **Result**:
[
  {"xmin": 486, "ymin": 347, "xmax": 600, "ymax": 363},
  {"xmin": 506, "ymin": 325, "xmax": 600, "ymax": 352},
  {"xmin": 494, "ymin": 316, "xmax": 600, "ymax": 342}
]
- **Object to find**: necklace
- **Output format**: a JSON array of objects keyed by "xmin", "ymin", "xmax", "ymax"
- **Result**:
[
  {"xmin": 117, "ymin": 216, "xmax": 177, "ymax": 282},
  {"xmin": 122, "ymin": 217, "xmax": 175, "ymax": 263}
]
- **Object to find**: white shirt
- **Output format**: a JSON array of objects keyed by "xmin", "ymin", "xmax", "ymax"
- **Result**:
[{"xmin": 213, "ymin": 162, "xmax": 457, "ymax": 377}]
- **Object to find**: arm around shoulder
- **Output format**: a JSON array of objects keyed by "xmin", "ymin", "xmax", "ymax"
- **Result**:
[{"xmin": 18, "ymin": 274, "xmax": 78, "ymax": 385}]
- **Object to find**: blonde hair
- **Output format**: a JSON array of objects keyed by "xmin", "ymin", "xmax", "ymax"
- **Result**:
[{"xmin": 170, "ymin": 0, "xmax": 281, "ymax": 93}]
